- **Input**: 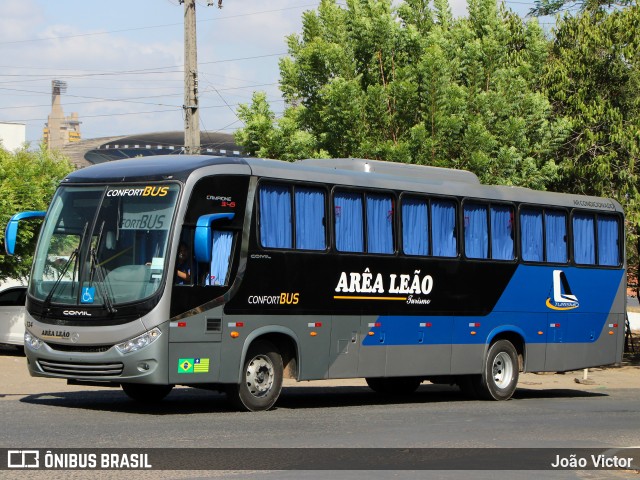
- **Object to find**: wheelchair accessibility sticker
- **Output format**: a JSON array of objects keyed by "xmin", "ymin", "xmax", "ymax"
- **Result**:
[{"xmin": 81, "ymin": 287, "xmax": 96, "ymax": 304}]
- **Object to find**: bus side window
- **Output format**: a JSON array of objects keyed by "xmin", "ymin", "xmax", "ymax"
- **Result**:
[
  {"xmin": 464, "ymin": 203, "xmax": 489, "ymax": 259},
  {"xmin": 366, "ymin": 193, "xmax": 394, "ymax": 254},
  {"xmin": 402, "ymin": 197, "xmax": 429, "ymax": 256},
  {"xmin": 521, "ymin": 208, "xmax": 543, "ymax": 262},
  {"xmin": 597, "ymin": 215, "xmax": 620, "ymax": 266},
  {"xmin": 545, "ymin": 210, "xmax": 567, "ymax": 263},
  {"xmin": 573, "ymin": 212, "xmax": 596, "ymax": 265},
  {"xmin": 205, "ymin": 230, "xmax": 234, "ymax": 286},
  {"xmin": 432, "ymin": 199, "xmax": 457, "ymax": 257},
  {"xmin": 490, "ymin": 205, "xmax": 514, "ymax": 260},
  {"xmin": 295, "ymin": 187, "xmax": 326, "ymax": 250},
  {"xmin": 259, "ymin": 184, "xmax": 292, "ymax": 249},
  {"xmin": 334, "ymin": 192, "xmax": 364, "ymax": 253}
]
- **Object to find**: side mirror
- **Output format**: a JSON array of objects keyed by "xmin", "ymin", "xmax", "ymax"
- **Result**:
[
  {"xmin": 194, "ymin": 213, "xmax": 234, "ymax": 263},
  {"xmin": 4, "ymin": 211, "xmax": 46, "ymax": 255}
]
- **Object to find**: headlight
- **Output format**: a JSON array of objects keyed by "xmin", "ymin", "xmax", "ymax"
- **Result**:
[
  {"xmin": 24, "ymin": 332, "xmax": 43, "ymax": 350},
  {"xmin": 115, "ymin": 328, "xmax": 162, "ymax": 354}
]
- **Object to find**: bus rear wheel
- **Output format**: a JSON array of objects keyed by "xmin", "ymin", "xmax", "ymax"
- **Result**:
[
  {"xmin": 227, "ymin": 340, "xmax": 283, "ymax": 412},
  {"xmin": 121, "ymin": 383, "xmax": 173, "ymax": 402},
  {"xmin": 365, "ymin": 377, "xmax": 422, "ymax": 395},
  {"xmin": 476, "ymin": 339, "xmax": 519, "ymax": 400}
]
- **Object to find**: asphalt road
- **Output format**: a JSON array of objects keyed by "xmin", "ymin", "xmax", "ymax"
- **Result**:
[{"xmin": 1, "ymin": 346, "xmax": 639, "ymax": 480}]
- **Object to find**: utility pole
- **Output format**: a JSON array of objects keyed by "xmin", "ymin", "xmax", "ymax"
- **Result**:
[
  {"xmin": 183, "ymin": 0, "xmax": 200, "ymax": 154},
  {"xmin": 181, "ymin": 0, "xmax": 220, "ymax": 154}
]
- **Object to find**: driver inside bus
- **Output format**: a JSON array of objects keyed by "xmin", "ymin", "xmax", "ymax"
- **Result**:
[{"xmin": 175, "ymin": 242, "xmax": 191, "ymax": 285}]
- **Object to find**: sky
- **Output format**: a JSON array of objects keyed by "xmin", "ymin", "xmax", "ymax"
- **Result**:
[{"xmin": 0, "ymin": 0, "xmax": 540, "ymax": 146}]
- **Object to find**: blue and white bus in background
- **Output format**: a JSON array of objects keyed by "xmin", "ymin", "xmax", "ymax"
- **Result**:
[{"xmin": 5, "ymin": 156, "xmax": 626, "ymax": 411}]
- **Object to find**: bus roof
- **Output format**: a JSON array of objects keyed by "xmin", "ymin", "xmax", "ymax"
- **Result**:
[{"xmin": 62, "ymin": 155, "xmax": 622, "ymax": 213}]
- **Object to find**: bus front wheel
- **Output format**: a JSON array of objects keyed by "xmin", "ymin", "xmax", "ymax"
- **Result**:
[
  {"xmin": 476, "ymin": 339, "xmax": 519, "ymax": 401},
  {"xmin": 227, "ymin": 340, "xmax": 283, "ymax": 412}
]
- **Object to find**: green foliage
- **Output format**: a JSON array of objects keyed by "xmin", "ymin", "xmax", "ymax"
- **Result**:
[
  {"xmin": 236, "ymin": 0, "xmax": 565, "ymax": 190},
  {"xmin": 234, "ymin": 0, "xmax": 639, "ymax": 267},
  {"xmin": 234, "ymin": 92, "xmax": 328, "ymax": 160},
  {"xmin": 0, "ymin": 146, "xmax": 74, "ymax": 281},
  {"xmin": 529, "ymin": 0, "xmax": 633, "ymax": 17},
  {"xmin": 542, "ymin": 2, "xmax": 640, "ymax": 268}
]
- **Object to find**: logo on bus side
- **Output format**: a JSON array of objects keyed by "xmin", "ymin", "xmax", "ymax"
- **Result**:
[
  {"xmin": 106, "ymin": 186, "xmax": 169, "ymax": 197},
  {"xmin": 247, "ymin": 293, "xmax": 300, "ymax": 305},
  {"xmin": 546, "ymin": 270, "xmax": 580, "ymax": 311},
  {"xmin": 334, "ymin": 268, "xmax": 434, "ymax": 304}
]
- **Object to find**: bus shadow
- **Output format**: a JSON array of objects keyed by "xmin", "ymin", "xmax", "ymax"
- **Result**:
[
  {"xmin": 276, "ymin": 384, "xmax": 607, "ymax": 410},
  {"xmin": 19, "ymin": 387, "xmax": 232, "ymax": 415},
  {"xmin": 18, "ymin": 383, "xmax": 608, "ymax": 414},
  {"xmin": 0, "ymin": 344, "xmax": 25, "ymax": 357}
]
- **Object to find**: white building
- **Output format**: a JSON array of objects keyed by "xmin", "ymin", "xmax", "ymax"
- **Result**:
[{"xmin": 0, "ymin": 122, "xmax": 26, "ymax": 151}]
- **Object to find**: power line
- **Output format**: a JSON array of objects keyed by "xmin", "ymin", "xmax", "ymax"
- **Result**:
[
  {"xmin": 8, "ymin": 99, "xmax": 286, "ymax": 123},
  {"xmin": 0, "ymin": 4, "xmax": 319, "ymax": 46},
  {"xmin": 0, "ymin": 53, "xmax": 286, "ymax": 88}
]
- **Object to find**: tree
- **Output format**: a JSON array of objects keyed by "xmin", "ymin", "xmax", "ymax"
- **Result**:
[
  {"xmin": 529, "ymin": 0, "xmax": 633, "ymax": 17},
  {"xmin": 0, "ymin": 146, "xmax": 74, "ymax": 282},
  {"xmin": 235, "ymin": 0, "xmax": 566, "ymax": 189},
  {"xmin": 542, "ymin": 2, "xmax": 640, "ymax": 277}
]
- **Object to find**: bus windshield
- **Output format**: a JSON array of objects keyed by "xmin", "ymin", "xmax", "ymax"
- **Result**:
[{"xmin": 30, "ymin": 184, "xmax": 180, "ymax": 307}]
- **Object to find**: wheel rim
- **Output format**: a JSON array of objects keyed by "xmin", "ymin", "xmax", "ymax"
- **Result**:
[
  {"xmin": 245, "ymin": 354, "xmax": 275, "ymax": 398},
  {"xmin": 492, "ymin": 352, "xmax": 513, "ymax": 389}
]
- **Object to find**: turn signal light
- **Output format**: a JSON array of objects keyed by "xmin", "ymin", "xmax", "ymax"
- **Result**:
[{"xmin": 230, "ymin": 331, "xmax": 239, "ymax": 338}]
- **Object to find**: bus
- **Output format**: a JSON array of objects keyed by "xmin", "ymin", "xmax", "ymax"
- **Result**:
[{"xmin": 4, "ymin": 156, "xmax": 626, "ymax": 411}]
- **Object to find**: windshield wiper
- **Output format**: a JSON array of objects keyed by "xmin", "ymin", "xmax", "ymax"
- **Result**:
[
  {"xmin": 42, "ymin": 222, "xmax": 87, "ymax": 313},
  {"xmin": 89, "ymin": 221, "xmax": 117, "ymax": 314},
  {"xmin": 43, "ymin": 248, "xmax": 78, "ymax": 312}
]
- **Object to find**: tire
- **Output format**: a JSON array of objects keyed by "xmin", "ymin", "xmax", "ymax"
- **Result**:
[
  {"xmin": 365, "ymin": 377, "xmax": 422, "ymax": 395},
  {"xmin": 227, "ymin": 340, "xmax": 283, "ymax": 412},
  {"xmin": 476, "ymin": 340, "xmax": 519, "ymax": 401},
  {"xmin": 121, "ymin": 383, "xmax": 173, "ymax": 402}
]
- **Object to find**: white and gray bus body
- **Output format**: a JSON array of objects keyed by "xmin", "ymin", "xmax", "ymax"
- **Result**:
[{"xmin": 6, "ymin": 155, "xmax": 626, "ymax": 410}]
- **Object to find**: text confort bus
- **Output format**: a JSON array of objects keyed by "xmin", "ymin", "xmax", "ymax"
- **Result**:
[{"xmin": 4, "ymin": 156, "xmax": 626, "ymax": 411}]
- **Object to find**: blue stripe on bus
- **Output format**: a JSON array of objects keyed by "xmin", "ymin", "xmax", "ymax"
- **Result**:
[{"xmin": 362, "ymin": 265, "xmax": 624, "ymax": 346}]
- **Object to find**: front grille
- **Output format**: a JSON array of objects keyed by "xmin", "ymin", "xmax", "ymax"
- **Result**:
[
  {"xmin": 38, "ymin": 360, "xmax": 124, "ymax": 376},
  {"xmin": 46, "ymin": 342, "xmax": 112, "ymax": 353}
]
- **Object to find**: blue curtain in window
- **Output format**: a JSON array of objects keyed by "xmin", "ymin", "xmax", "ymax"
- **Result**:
[
  {"xmin": 335, "ymin": 192, "xmax": 363, "ymax": 252},
  {"xmin": 573, "ymin": 213, "xmax": 595, "ymax": 264},
  {"xmin": 259, "ymin": 185, "xmax": 292, "ymax": 249},
  {"xmin": 295, "ymin": 188, "xmax": 326, "ymax": 250},
  {"xmin": 207, "ymin": 231, "xmax": 233, "ymax": 286},
  {"xmin": 520, "ymin": 209, "xmax": 543, "ymax": 262},
  {"xmin": 546, "ymin": 211, "xmax": 567, "ymax": 263},
  {"xmin": 597, "ymin": 216, "xmax": 619, "ymax": 266},
  {"xmin": 366, "ymin": 194, "xmax": 393, "ymax": 254},
  {"xmin": 464, "ymin": 204, "xmax": 488, "ymax": 259},
  {"xmin": 402, "ymin": 198, "xmax": 428, "ymax": 256},
  {"xmin": 432, "ymin": 200, "xmax": 456, "ymax": 257},
  {"xmin": 491, "ymin": 206, "xmax": 514, "ymax": 260}
]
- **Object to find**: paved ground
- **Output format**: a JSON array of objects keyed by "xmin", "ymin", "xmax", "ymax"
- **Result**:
[{"xmin": 1, "ymin": 343, "xmax": 639, "ymax": 399}]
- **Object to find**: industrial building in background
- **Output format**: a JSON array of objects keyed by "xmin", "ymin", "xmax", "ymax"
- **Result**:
[
  {"xmin": 0, "ymin": 75, "xmax": 243, "ymax": 169},
  {"xmin": 43, "ymin": 80, "xmax": 81, "ymax": 150},
  {"xmin": 0, "ymin": 122, "xmax": 26, "ymax": 151},
  {"xmin": 61, "ymin": 131, "xmax": 242, "ymax": 170}
]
